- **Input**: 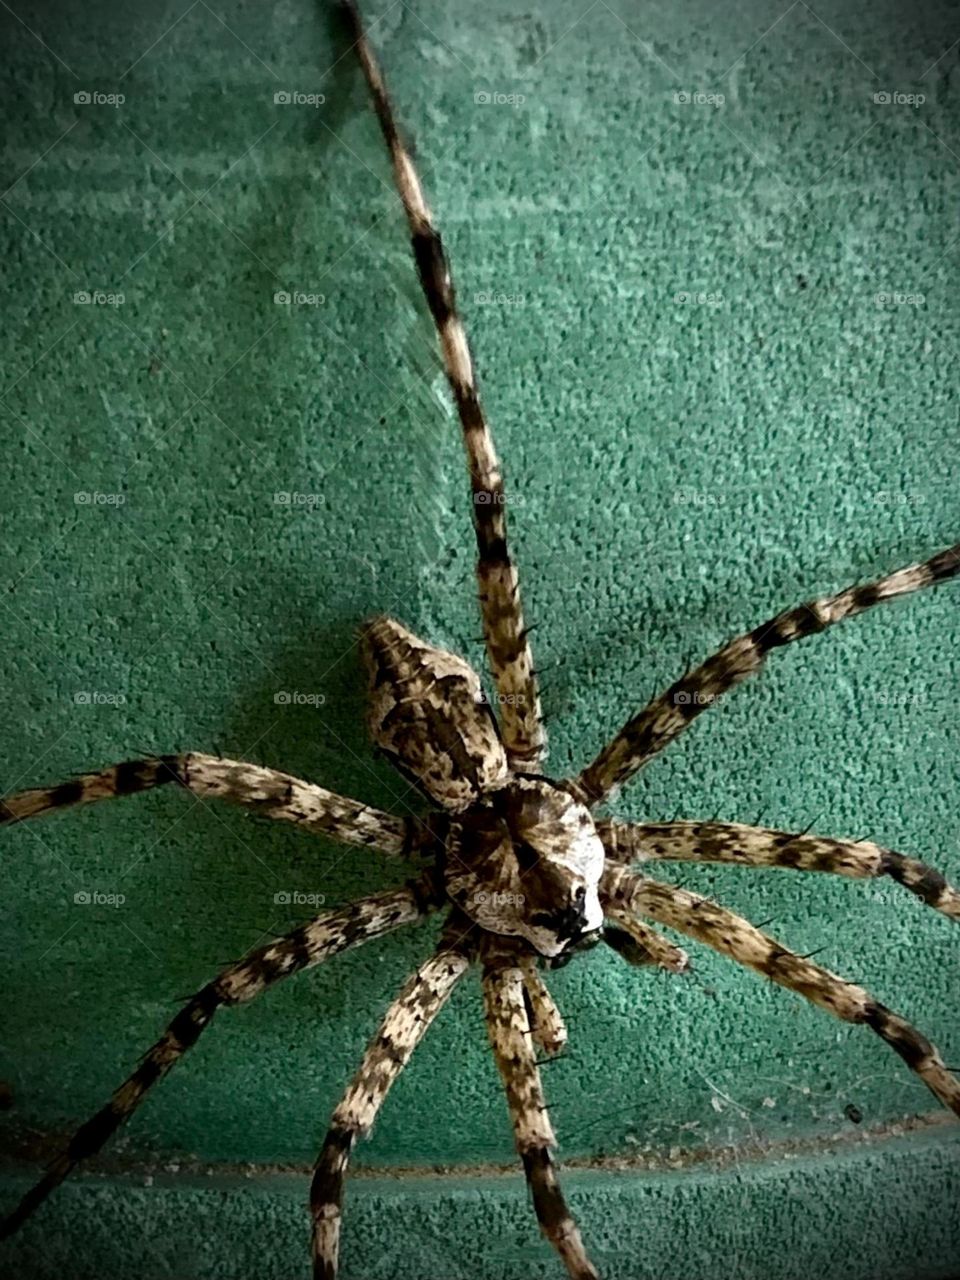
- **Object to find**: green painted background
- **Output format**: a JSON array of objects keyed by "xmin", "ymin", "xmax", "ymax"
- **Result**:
[{"xmin": 1, "ymin": 1, "xmax": 958, "ymax": 1276}]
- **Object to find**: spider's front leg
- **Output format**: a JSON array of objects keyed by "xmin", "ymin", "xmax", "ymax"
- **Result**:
[
  {"xmin": 483, "ymin": 941, "xmax": 599, "ymax": 1280},
  {"xmin": 0, "ymin": 753, "xmax": 416, "ymax": 854},
  {"xmin": 1, "ymin": 875, "xmax": 443, "ymax": 1240},
  {"xmin": 602, "ymin": 865, "xmax": 960, "ymax": 1119},
  {"xmin": 310, "ymin": 916, "xmax": 476, "ymax": 1279},
  {"xmin": 573, "ymin": 543, "xmax": 960, "ymax": 805},
  {"xmin": 599, "ymin": 818, "xmax": 960, "ymax": 921}
]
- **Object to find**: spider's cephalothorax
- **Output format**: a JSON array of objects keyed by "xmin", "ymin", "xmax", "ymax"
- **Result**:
[
  {"xmin": 362, "ymin": 615, "xmax": 604, "ymax": 958},
  {"xmin": 3, "ymin": 3, "xmax": 960, "ymax": 1279}
]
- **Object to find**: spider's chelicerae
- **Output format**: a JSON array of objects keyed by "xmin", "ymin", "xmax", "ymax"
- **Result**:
[{"xmin": 3, "ymin": 3, "xmax": 960, "ymax": 1278}]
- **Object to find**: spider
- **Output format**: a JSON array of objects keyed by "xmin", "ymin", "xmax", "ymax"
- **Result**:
[{"xmin": 2, "ymin": 3, "xmax": 959, "ymax": 1278}]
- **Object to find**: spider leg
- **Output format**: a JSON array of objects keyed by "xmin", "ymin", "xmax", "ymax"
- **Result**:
[
  {"xmin": 599, "ymin": 819, "xmax": 960, "ymax": 922},
  {"xmin": 520, "ymin": 956, "xmax": 568, "ymax": 1056},
  {"xmin": 0, "ymin": 874, "xmax": 442, "ymax": 1239},
  {"xmin": 602, "ymin": 865, "xmax": 960, "ymax": 1118},
  {"xmin": 341, "ymin": 0, "xmax": 545, "ymax": 771},
  {"xmin": 482, "ymin": 946, "xmax": 599, "ymax": 1280},
  {"xmin": 0, "ymin": 753, "xmax": 417, "ymax": 854},
  {"xmin": 310, "ymin": 924, "xmax": 474, "ymax": 1279},
  {"xmin": 573, "ymin": 543, "xmax": 960, "ymax": 804}
]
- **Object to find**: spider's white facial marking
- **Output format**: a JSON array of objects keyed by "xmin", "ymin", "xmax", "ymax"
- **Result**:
[
  {"xmin": 444, "ymin": 778, "xmax": 605, "ymax": 959},
  {"xmin": 502, "ymin": 777, "xmax": 604, "ymax": 955}
]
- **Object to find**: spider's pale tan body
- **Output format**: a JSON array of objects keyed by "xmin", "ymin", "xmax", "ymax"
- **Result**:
[
  {"xmin": 363, "ymin": 614, "xmax": 604, "ymax": 957},
  {"xmin": 2, "ymin": 4, "xmax": 959, "ymax": 1279}
]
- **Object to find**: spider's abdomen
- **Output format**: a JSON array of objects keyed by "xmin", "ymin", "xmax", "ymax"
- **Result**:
[{"xmin": 360, "ymin": 616, "xmax": 508, "ymax": 812}]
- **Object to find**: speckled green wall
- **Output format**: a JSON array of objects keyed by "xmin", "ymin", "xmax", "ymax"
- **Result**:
[{"xmin": 1, "ymin": 1, "xmax": 958, "ymax": 1277}]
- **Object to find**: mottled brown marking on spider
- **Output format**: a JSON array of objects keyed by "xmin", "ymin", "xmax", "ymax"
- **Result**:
[{"xmin": 2, "ymin": 3, "xmax": 959, "ymax": 1278}]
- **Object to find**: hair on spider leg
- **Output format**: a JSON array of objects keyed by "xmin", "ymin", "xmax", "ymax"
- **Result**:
[
  {"xmin": 534, "ymin": 1053, "xmax": 572, "ymax": 1069},
  {"xmin": 781, "ymin": 818, "xmax": 822, "ymax": 845},
  {"xmin": 797, "ymin": 947, "xmax": 829, "ymax": 961}
]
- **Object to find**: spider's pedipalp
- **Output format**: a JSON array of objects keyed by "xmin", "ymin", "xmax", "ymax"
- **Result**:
[
  {"xmin": 0, "ymin": 878, "xmax": 441, "ymax": 1240},
  {"xmin": 574, "ymin": 542, "xmax": 960, "ymax": 805},
  {"xmin": 601, "ymin": 915, "xmax": 689, "ymax": 974},
  {"xmin": 520, "ymin": 956, "xmax": 568, "ymax": 1056},
  {"xmin": 311, "ymin": 929, "xmax": 473, "ymax": 1279},
  {"xmin": 341, "ymin": 0, "xmax": 545, "ymax": 772},
  {"xmin": 599, "ymin": 819, "xmax": 960, "ymax": 922},
  {"xmin": 482, "ymin": 945, "xmax": 599, "ymax": 1280},
  {"xmin": 601, "ymin": 865, "xmax": 960, "ymax": 1119},
  {"xmin": 0, "ymin": 753, "xmax": 414, "ymax": 854},
  {"xmin": 361, "ymin": 615, "xmax": 508, "ymax": 812}
]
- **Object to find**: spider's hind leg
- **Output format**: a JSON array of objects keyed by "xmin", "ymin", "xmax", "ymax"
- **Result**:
[
  {"xmin": 0, "ymin": 753, "xmax": 414, "ymax": 854},
  {"xmin": 574, "ymin": 542, "xmax": 960, "ymax": 805},
  {"xmin": 343, "ymin": 0, "xmax": 546, "ymax": 772}
]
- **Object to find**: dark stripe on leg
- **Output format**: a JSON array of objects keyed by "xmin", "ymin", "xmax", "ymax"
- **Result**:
[
  {"xmin": 1, "ymin": 883, "xmax": 435, "ymax": 1239},
  {"xmin": 522, "ymin": 1148, "xmax": 597, "ymax": 1280},
  {"xmin": 576, "ymin": 543, "xmax": 960, "ymax": 803},
  {"xmin": 310, "ymin": 1125, "xmax": 356, "ymax": 1280},
  {"xmin": 601, "ymin": 865, "xmax": 960, "ymax": 1118}
]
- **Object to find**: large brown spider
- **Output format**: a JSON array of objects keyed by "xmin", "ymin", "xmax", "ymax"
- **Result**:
[{"xmin": 2, "ymin": 4, "xmax": 959, "ymax": 1277}]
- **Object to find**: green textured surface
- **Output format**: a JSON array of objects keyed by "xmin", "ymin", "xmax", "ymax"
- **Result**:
[
  {"xmin": 0, "ymin": 0, "xmax": 958, "ymax": 1277},
  {"xmin": 5, "ymin": 1126, "xmax": 960, "ymax": 1280}
]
